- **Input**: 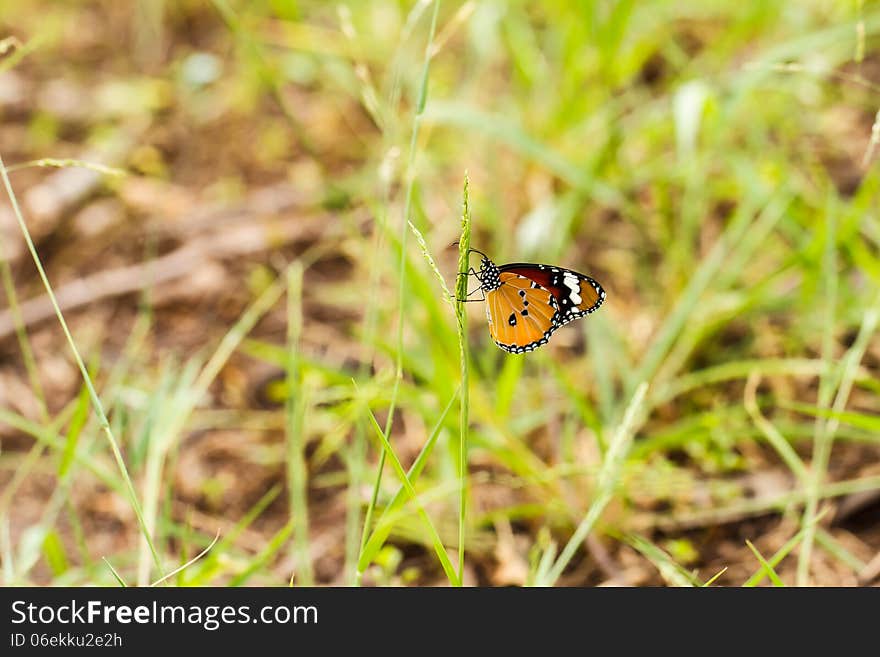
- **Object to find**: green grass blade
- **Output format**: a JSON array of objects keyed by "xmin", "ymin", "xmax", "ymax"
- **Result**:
[
  {"xmin": 228, "ymin": 520, "xmax": 295, "ymax": 587},
  {"xmin": 286, "ymin": 263, "xmax": 313, "ymax": 585},
  {"xmin": 455, "ymin": 172, "xmax": 471, "ymax": 584},
  {"xmin": 783, "ymin": 401, "xmax": 880, "ymax": 432},
  {"xmin": 358, "ymin": 386, "xmax": 459, "ymax": 572},
  {"xmin": 799, "ymin": 289, "xmax": 880, "ymax": 584},
  {"xmin": 358, "ymin": 0, "xmax": 441, "ymax": 584},
  {"xmin": 365, "ymin": 408, "xmax": 460, "ymax": 586},
  {"xmin": 746, "ymin": 539, "xmax": 785, "ymax": 586},
  {"xmin": 743, "ymin": 373, "xmax": 809, "ymax": 483},
  {"xmin": 59, "ymin": 384, "xmax": 90, "ymax": 478},
  {"xmin": 625, "ymin": 533, "xmax": 699, "ymax": 587},
  {"xmin": 539, "ymin": 382, "xmax": 648, "ymax": 586},
  {"xmin": 702, "ymin": 567, "xmax": 728, "ymax": 587},
  {"xmin": 0, "ymin": 151, "xmax": 165, "ymax": 580}
]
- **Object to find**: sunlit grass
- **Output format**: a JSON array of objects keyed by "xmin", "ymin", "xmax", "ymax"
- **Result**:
[{"xmin": 2, "ymin": 0, "xmax": 880, "ymax": 587}]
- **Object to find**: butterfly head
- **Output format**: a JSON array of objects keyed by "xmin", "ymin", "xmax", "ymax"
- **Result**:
[{"xmin": 469, "ymin": 248, "xmax": 501, "ymax": 291}]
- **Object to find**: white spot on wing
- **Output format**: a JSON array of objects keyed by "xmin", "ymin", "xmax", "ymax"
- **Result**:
[{"xmin": 562, "ymin": 273, "xmax": 582, "ymax": 305}]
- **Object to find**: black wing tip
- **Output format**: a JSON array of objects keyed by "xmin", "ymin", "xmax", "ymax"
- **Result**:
[{"xmin": 493, "ymin": 337, "xmax": 549, "ymax": 354}]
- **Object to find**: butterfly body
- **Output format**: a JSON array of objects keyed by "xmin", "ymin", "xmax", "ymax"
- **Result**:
[{"xmin": 472, "ymin": 253, "xmax": 605, "ymax": 354}]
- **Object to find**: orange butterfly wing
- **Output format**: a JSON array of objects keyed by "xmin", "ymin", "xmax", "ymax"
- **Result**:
[
  {"xmin": 485, "ymin": 273, "xmax": 561, "ymax": 353},
  {"xmin": 496, "ymin": 264, "xmax": 605, "ymax": 325}
]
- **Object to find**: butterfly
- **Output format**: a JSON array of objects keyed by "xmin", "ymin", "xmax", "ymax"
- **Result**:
[{"xmin": 461, "ymin": 248, "xmax": 606, "ymax": 354}]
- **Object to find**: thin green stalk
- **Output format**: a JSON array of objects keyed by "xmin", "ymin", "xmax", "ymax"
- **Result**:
[
  {"xmin": 455, "ymin": 172, "xmax": 471, "ymax": 584},
  {"xmin": 0, "ymin": 260, "xmax": 48, "ymax": 419},
  {"xmin": 655, "ymin": 358, "xmax": 837, "ymax": 405},
  {"xmin": 0, "ymin": 231, "xmax": 51, "ymax": 520},
  {"xmin": 798, "ymin": 204, "xmax": 838, "ymax": 586},
  {"xmin": 744, "ymin": 372, "xmax": 809, "ymax": 484},
  {"xmin": 228, "ymin": 520, "xmax": 295, "ymax": 587},
  {"xmin": 286, "ymin": 264, "xmax": 313, "ymax": 585},
  {"xmin": 0, "ymin": 35, "xmax": 41, "ymax": 74},
  {"xmin": 0, "ymin": 407, "xmax": 117, "ymax": 489},
  {"xmin": 209, "ymin": 0, "xmax": 318, "ymax": 157},
  {"xmin": 815, "ymin": 528, "xmax": 867, "ymax": 575},
  {"xmin": 103, "ymin": 557, "xmax": 128, "ymax": 587},
  {"xmin": 348, "ymin": 144, "xmax": 396, "ymax": 584},
  {"xmin": 658, "ymin": 475, "xmax": 880, "ymax": 533},
  {"xmin": 365, "ymin": 409, "xmax": 460, "ymax": 586},
  {"xmin": 3, "ymin": 158, "xmax": 126, "ymax": 176},
  {"xmin": 632, "ymin": 195, "xmax": 775, "ymax": 393},
  {"xmin": 745, "ymin": 540, "xmax": 785, "ymax": 586},
  {"xmin": 357, "ymin": 0, "xmax": 441, "ymax": 581},
  {"xmin": 624, "ymin": 533, "xmax": 699, "ymax": 586},
  {"xmin": 358, "ymin": 386, "xmax": 459, "ymax": 570},
  {"xmin": 151, "ymin": 532, "xmax": 220, "ymax": 587},
  {"xmin": 0, "ymin": 151, "xmax": 165, "ymax": 579},
  {"xmin": 346, "ymin": 216, "xmax": 388, "ymax": 585},
  {"xmin": 348, "ymin": 0, "xmax": 432, "ymax": 583},
  {"xmin": 702, "ymin": 567, "xmax": 728, "ymax": 587},
  {"xmin": 801, "ymin": 291, "xmax": 880, "ymax": 584},
  {"xmin": 539, "ymin": 382, "xmax": 648, "ymax": 586},
  {"xmin": 743, "ymin": 508, "xmax": 831, "ymax": 586},
  {"xmin": 132, "ymin": 265, "xmax": 290, "ymax": 583}
]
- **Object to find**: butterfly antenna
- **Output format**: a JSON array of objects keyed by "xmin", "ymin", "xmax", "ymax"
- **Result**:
[{"xmin": 451, "ymin": 241, "xmax": 491, "ymax": 262}]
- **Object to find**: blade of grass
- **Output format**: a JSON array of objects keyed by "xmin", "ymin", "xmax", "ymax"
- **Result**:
[
  {"xmin": 286, "ymin": 263, "xmax": 313, "ymax": 585},
  {"xmin": 0, "ymin": 35, "xmax": 41, "ymax": 74},
  {"xmin": 0, "ymin": 407, "xmax": 117, "ymax": 490},
  {"xmin": 151, "ymin": 531, "xmax": 221, "ymax": 587},
  {"xmin": 743, "ymin": 372, "xmax": 809, "ymax": 483},
  {"xmin": 3, "ymin": 158, "xmax": 126, "ymax": 176},
  {"xmin": 102, "ymin": 557, "xmax": 128, "ymax": 587},
  {"xmin": 454, "ymin": 172, "xmax": 471, "ymax": 584},
  {"xmin": 782, "ymin": 401, "xmax": 880, "ymax": 432},
  {"xmin": 529, "ymin": 532, "xmax": 558, "ymax": 587},
  {"xmin": 0, "ymin": 259, "xmax": 48, "ymax": 420},
  {"xmin": 0, "ymin": 151, "xmax": 165, "ymax": 580},
  {"xmin": 702, "ymin": 567, "xmax": 728, "ymax": 587},
  {"xmin": 745, "ymin": 539, "xmax": 785, "ymax": 586},
  {"xmin": 798, "ymin": 202, "xmax": 839, "ymax": 586},
  {"xmin": 228, "ymin": 520, "xmax": 295, "ymax": 587},
  {"xmin": 365, "ymin": 406, "xmax": 460, "ymax": 586},
  {"xmin": 815, "ymin": 528, "xmax": 867, "ymax": 575},
  {"xmin": 741, "ymin": 510, "xmax": 830, "ymax": 587},
  {"xmin": 59, "ymin": 383, "xmax": 91, "ymax": 479},
  {"xmin": 800, "ymin": 283, "xmax": 880, "ymax": 585},
  {"xmin": 624, "ymin": 533, "xmax": 699, "ymax": 587},
  {"xmin": 655, "ymin": 358, "xmax": 839, "ymax": 405},
  {"xmin": 41, "ymin": 531, "xmax": 69, "ymax": 578},
  {"xmin": 539, "ymin": 382, "xmax": 648, "ymax": 586},
  {"xmin": 178, "ymin": 484, "xmax": 282, "ymax": 585},
  {"xmin": 632, "ymin": 195, "xmax": 778, "ymax": 393},
  {"xmin": 209, "ymin": 0, "xmax": 317, "ymax": 157},
  {"xmin": 358, "ymin": 385, "xmax": 459, "ymax": 572},
  {"xmin": 136, "ymin": 360, "xmax": 199, "ymax": 585},
  {"xmin": 357, "ymin": 0, "xmax": 441, "ymax": 584},
  {"xmin": 659, "ymin": 480, "xmax": 865, "ymax": 534}
]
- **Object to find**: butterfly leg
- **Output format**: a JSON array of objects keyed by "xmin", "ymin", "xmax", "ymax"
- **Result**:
[
  {"xmin": 454, "ymin": 284, "xmax": 486, "ymax": 303},
  {"xmin": 450, "ymin": 268, "xmax": 484, "ymax": 301}
]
